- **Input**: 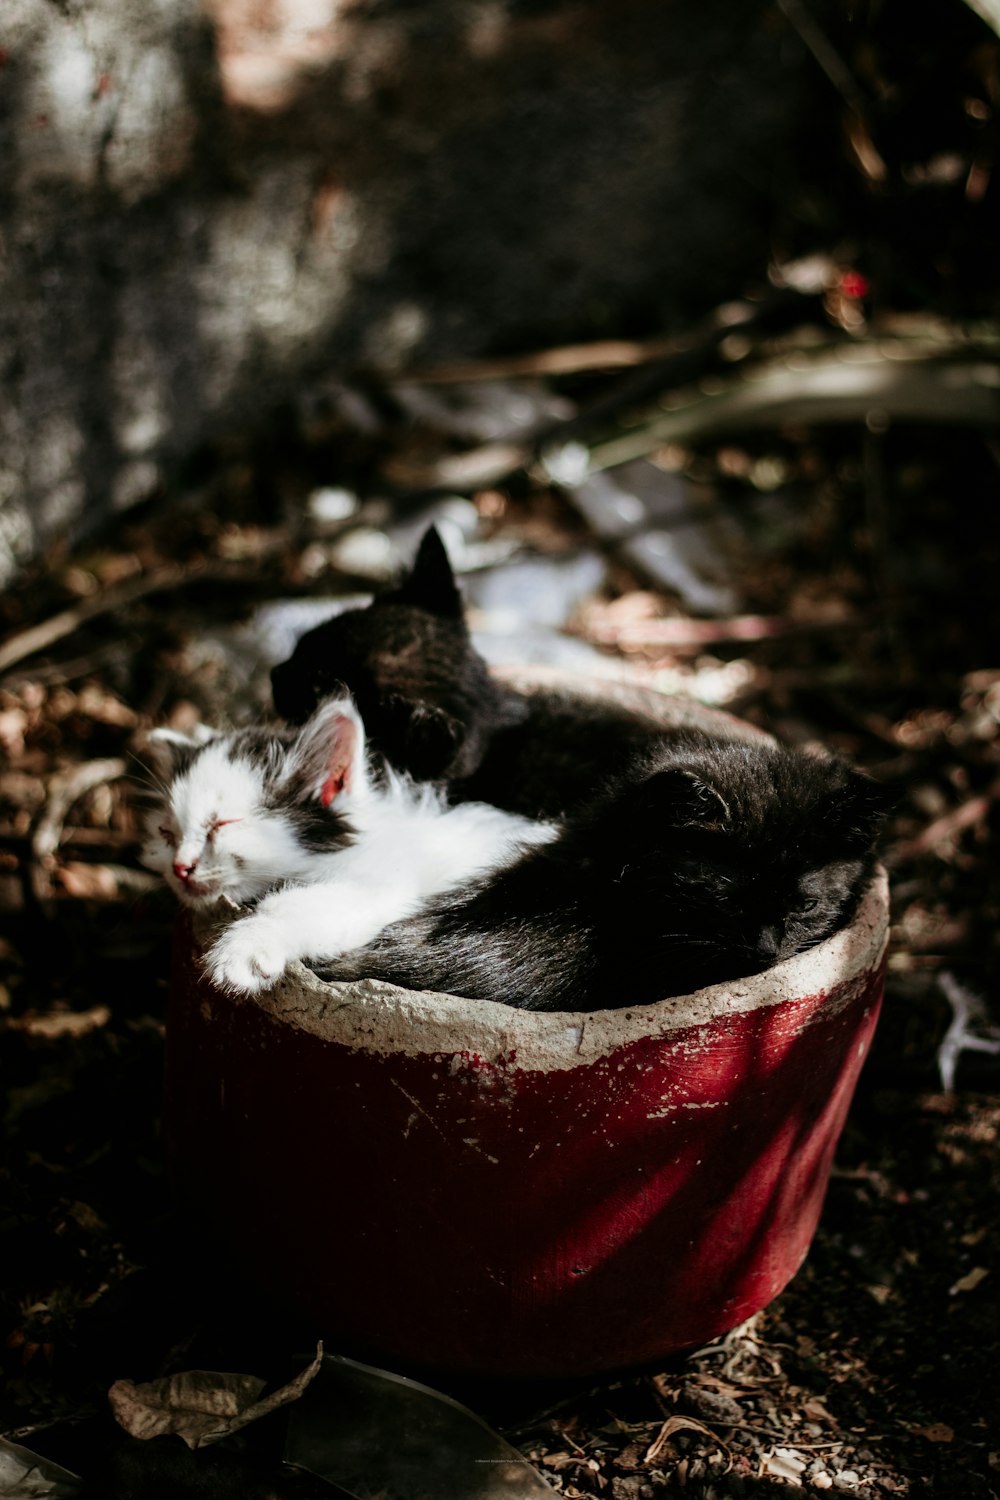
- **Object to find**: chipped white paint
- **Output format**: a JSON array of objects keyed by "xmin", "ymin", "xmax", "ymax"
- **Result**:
[{"xmin": 190, "ymin": 869, "xmax": 888, "ymax": 1075}]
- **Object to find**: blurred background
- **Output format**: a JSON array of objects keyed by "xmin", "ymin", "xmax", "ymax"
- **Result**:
[{"xmin": 1, "ymin": 1, "xmax": 1000, "ymax": 1496}]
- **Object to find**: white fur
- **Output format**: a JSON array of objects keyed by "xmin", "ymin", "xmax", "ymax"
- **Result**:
[
  {"xmin": 142, "ymin": 741, "xmax": 322, "ymax": 906},
  {"xmin": 142, "ymin": 696, "xmax": 557, "ymax": 996},
  {"xmin": 206, "ymin": 793, "xmax": 552, "ymax": 995}
]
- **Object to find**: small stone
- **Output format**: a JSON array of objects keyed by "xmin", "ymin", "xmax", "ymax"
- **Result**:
[
  {"xmin": 813, "ymin": 1474, "xmax": 833, "ymax": 1491},
  {"xmin": 307, "ymin": 486, "xmax": 359, "ymax": 524},
  {"xmin": 681, "ymin": 1378, "xmax": 744, "ymax": 1425},
  {"xmin": 764, "ymin": 1448, "xmax": 807, "ymax": 1484},
  {"xmin": 329, "ymin": 526, "xmax": 397, "ymax": 580}
]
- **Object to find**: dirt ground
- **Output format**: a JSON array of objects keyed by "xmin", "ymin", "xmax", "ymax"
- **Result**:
[
  {"xmin": 0, "ymin": 367, "xmax": 998, "ymax": 1497},
  {"xmin": 4, "ymin": 8, "xmax": 1000, "ymax": 1481}
]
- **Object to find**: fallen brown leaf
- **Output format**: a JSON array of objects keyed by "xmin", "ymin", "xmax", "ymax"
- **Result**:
[
  {"xmin": 802, "ymin": 1397, "xmax": 839, "ymax": 1428},
  {"xmin": 949, "ymin": 1266, "xmax": 989, "ymax": 1295},
  {"xmin": 108, "ymin": 1344, "xmax": 323, "ymax": 1449},
  {"xmin": 56, "ymin": 863, "xmax": 122, "ymax": 899},
  {"xmin": 644, "ymin": 1415, "xmax": 722, "ymax": 1467},
  {"xmin": 7, "ymin": 1004, "xmax": 111, "ymax": 1039}
]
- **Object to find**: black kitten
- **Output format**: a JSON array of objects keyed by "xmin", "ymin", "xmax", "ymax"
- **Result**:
[
  {"xmin": 275, "ymin": 528, "xmax": 888, "ymax": 1006},
  {"xmin": 318, "ymin": 732, "xmax": 889, "ymax": 1010},
  {"xmin": 271, "ymin": 527, "xmax": 664, "ymax": 819}
]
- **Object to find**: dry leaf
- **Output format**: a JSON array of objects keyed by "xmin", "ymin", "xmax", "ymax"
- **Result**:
[
  {"xmin": 644, "ymin": 1415, "xmax": 720, "ymax": 1466},
  {"xmin": 68, "ymin": 1201, "xmax": 109, "ymax": 1235},
  {"xmin": 10, "ymin": 1006, "xmax": 111, "ymax": 1040},
  {"xmin": 802, "ymin": 1396, "xmax": 839, "ymax": 1428},
  {"xmin": 108, "ymin": 1344, "xmax": 323, "ymax": 1450},
  {"xmin": 56, "ymin": 864, "xmax": 121, "ymax": 900},
  {"xmin": 74, "ymin": 685, "xmax": 137, "ymax": 728},
  {"xmin": 0, "ymin": 1435, "xmax": 81, "ymax": 1497},
  {"xmin": 0, "ymin": 708, "xmax": 29, "ymax": 757},
  {"xmin": 949, "ymin": 1266, "xmax": 989, "ymax": 1295},
  {"xmin": 695, "ymin": 1372, "xmax": 749, "ymax": 1397},
  {"xmin": 539, "ymin": 1453, "xmax": 579, "ymax": 1471},
  {"xmin": 915, "ymin": 1423, "xmax": 954, "ymax": 1443}
]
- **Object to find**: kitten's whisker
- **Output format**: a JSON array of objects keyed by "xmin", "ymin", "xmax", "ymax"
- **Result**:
[
  {"xmin": 127, "ymin": 752, "xmax": 170, "ymax": 800},
  {"xmin": 654, "ymin": 929, "xmax": 740, "ymax": 945}
]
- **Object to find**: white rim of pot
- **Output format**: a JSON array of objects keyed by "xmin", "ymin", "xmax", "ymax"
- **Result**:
[{"xmin": 190, "ymin": 866, "xmax": 888, "ymax": 1075}]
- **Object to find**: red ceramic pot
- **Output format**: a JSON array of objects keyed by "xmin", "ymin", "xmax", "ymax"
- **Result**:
[{"xmin": 164, "ymin": 686, "xmax": 888, "ymax": 1379}]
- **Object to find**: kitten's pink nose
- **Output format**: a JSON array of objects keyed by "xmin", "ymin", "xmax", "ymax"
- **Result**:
[{"xmin": 173, "ymin": 859, "xmax": 197, "ymax": 882}]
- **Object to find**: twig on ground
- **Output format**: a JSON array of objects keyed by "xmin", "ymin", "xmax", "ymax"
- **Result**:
[
  {"xmin": 775, "ymin": 0, "xmax": 886, "ymax": 180},
  {"xmin": 582, "ymin": 346, "xmax": 1000, "ymax": 473},
  {"xmin": 382, "ymin": 290, "xmax": 828, "ymax": 491},
  {"xmin": 56, "ymin": 862, "xmax": 160, "ymax": 899},
  {"xmin": 581, "ymin": 613, "xmax": 865, "ymax": 650},
  {"xmin": 0, "ymin": 568, "xmax": 186, "ymax": 678},
  {"xmin": 936, "ymin": 971, "xmax": 1000, "ymax": 1091},
  {"xmin": 887, "ymin": 777, "xmax": 1000, "ymax": 865},
  {"xmin": 2, "ymin": 643, "xmax": 135, "ymax": 690},
  {"xmin": 645, "ymin": 1415, "xmax": 725, "ymax": 1466},
  {"xmin": 30, "ymin": 758, "xmax": 129, "ymax": 902},
  {"xmin": 396, "ymin": 335, "xmax": 683, "ymax": 384},
  {"xmin": 0, "ymin": 545, "xmax": 291, "ymax": 678}
]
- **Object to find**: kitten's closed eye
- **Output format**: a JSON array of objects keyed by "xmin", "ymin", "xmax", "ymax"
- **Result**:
[{"xmin": 142, "ymin": 698, "xmax": 365, "ymax": 910}]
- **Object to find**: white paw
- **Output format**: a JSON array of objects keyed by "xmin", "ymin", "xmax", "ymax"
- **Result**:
[{"xmin": 205, "ymin": 916, "xmax": 291, "ymax": 996}]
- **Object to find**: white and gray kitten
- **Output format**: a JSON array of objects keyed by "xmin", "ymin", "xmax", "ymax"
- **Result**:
[{"xmin": 141, "ymin": 695, "xmax": 556, "ymax": 997}]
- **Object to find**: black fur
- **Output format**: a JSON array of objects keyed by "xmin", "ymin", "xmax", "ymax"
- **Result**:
[
  {"xmin": 275, "ymin": 529, "xmax": 889, "ymax": 1007},
  {"xmin": 271, "ymin": 527, "xmax": 661, "ymax": 818},
  {"xmin": 317, "ymin": 732, "xmax": 890, "ymax": 1010}
]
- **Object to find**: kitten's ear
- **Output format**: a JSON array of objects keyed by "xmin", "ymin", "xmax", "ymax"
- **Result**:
[
  {"xmin": 391, "ymin": 527, "xmax": 463, "ymax": 618},
  {"xmin": 288, "ymin": 697, "xmax": 365, "ymax": 807},
  {"xmin": 147, "ymin": 724, "xmax": 218, "ymax": 777},
  {"xmin": 642, "ymin": 768, "xmax": 732, "ymax": 832},
  {"xmin": 379, "ymin": 693, "xmax": 465, "ymax": 780},
  {"xmin": 826, "ymin": 762, "xmax": 894, "ymax": 849}
]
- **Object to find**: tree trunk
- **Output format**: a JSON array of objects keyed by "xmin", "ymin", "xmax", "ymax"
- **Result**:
[{"xmin": 2, "ymin": 0, "xmax": 822, "ymax": 580}]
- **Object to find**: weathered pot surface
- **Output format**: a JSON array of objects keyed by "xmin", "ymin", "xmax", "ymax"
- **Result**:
[{"xmin": 165, "ymin": 684, "xmax": 889, "ymax": 1379}]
